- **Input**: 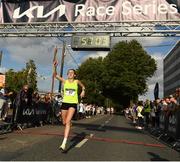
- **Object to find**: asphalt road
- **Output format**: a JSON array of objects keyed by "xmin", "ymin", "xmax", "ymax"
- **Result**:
[{"xmin": 0, "ymin": 114, "xmax": 180, "ymax": 161}]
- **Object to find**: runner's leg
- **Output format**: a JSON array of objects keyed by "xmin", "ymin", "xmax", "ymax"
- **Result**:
[
  {"xmin": 61, "ymin": 110, "xmax": 68, "ymax": 125},
  {"xmin": 64, "ymin": 107, "xmax": 75, "ymax": 138},
  {"xmin": 59, "ymin": 108, "xmax": 75, "ymax": 151}
]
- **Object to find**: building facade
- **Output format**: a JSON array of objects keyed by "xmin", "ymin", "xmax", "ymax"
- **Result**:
[{"xmin": 164, "ymin": 41, "xmax": 180, "ymax": 97}]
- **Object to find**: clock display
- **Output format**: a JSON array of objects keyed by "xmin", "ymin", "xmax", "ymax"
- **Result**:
[{"xmin": 71, "ymin": 35, "xmax": 110, "ymax": 51}]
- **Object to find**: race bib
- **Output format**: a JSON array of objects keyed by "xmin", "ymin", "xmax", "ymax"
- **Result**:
[{"xmin": 65, "ymin": 88, "xmax": 75, "ymax": 96}]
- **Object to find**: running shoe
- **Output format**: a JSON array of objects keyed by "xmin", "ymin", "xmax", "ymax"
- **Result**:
[{"xmin": 59, "ymin": 145, "xmax": 67, "ymax": 153}]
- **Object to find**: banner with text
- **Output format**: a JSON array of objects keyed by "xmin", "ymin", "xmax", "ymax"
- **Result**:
[{"xmin": 0, "ymin": 0, "xmax": 180, "ymax": 23}]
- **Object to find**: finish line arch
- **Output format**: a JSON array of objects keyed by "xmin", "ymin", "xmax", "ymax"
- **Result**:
[
  {"xmin": 0, "ymin": 0, "xmax": 180, "ymax": 37},
  {"xmin": 0, "ymin": 21, "xmax": 180, "ymax": 37}
]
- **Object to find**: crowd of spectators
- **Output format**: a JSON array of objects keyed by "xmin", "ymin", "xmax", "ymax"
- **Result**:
[
  {"xmin": 77, "ymin": 102, "xmax": 106, "ymax": 120},
  {"xmin": 124, "ymin": 88, "xmax": 180, "ymax": 130},
  {"xmin": 0, "ymin": 84, "xmax": 108, "ymax": 130},
  {"xmin": 0, "ymin": 84, "xmax": 60, "ymax": 127}
]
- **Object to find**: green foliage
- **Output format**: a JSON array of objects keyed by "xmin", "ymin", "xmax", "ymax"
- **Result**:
[
  {"xmin": 5, "ymin": 60, "xmax": 38, "ymax": 93},
  {"xmin": 77, "ymin": 57, "xmax": 106, "ymax": 106},
  {"xmin": 26, "ymin": 59, "xmax": 38, "ymax": 91},
  {"xmin": 5, "ymin": 69, "xmax": 27, "ymax": 92},
  {"xmin": 77, "ymin": 40, "xmax": 157, "ymax": 109},
  {"xmin": 77, "ymin": 57, "xmax": 104, "ymax": 83},
  {"xmin": 102, "ymin": 40, "xmax": 156, "ymax": 106}
]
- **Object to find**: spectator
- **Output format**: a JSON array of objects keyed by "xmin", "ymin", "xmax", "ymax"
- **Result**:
[
  {"xmin": 44, "ymin": 93, "xmax": 52, "ymax": 124},
  {"xmin": 144, "ymin": 99, "xmax": 151, "ymax": 128},
  {"xmin": 92, "ymin": 105, "xmax": 96, "ymax": 116},
  {"xmin": 13, "ymin": 84, "xmax": 31, "ymax": 124},
  {"xmin": 85, "ymin": 104, "xmax": 92, "ymax": 118},
  {"xmin": 0, "ymin": 88, "xmax": 14, "ymax": 121},
  {"xmin": 169, "ymin": 95, "xmax": 177, "ymax": 112},
  {"xmin": 132, "ymin": 103, "xmax": 137, "ymax": 124},
  {"xmin": 0, "ymin": 91, "xmax": 7, "ymax": 121},
  {"xmin": 32, "ymin": 92, "xmax": 40, "ymax": 105},
  {"xmin": 175, "ymin": 88, "xmax": 180, "ymax": 107},
  {"xmin": 110, "ymin": 107, "xmax": 114, "ymax": 115},
  {"xmin": 124, "ymin": 107, "xmax": 130, "ymax": 119},
  {"xmin": 163, "ymin": 98, "xmax": 171, "ymax": 133},
  {"xmin": 136, "ymin": 101, "xmax": 144, "ymax": 130},
  {"xmin": 155, "ymin": 99, "xmax": 162, "ymax": 128},
  {"xmin": 79, "ymin": 101, "xmax": 85, "ymax": 119},
  {"xmin": 54, "ymin": 94, "xmax": 62, "ymax": 119},
  {"xmin": 150, "ymin": 101, "xmax": 156, "ymax": 128}
]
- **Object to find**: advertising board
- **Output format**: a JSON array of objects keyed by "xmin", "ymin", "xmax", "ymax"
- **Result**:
[{"xmin": 0, "ymin": 0, "xmax": 180, "ymax": 23}]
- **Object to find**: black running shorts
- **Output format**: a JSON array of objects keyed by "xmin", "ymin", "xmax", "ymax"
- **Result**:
[{"xmin": 61, "ymin": 103, "xmax": 77, "ymax": 110}]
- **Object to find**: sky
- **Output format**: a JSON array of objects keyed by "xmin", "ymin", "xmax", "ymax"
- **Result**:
[{"xmin": 0, "ymin": 36, "xmax": 179, "ymax": 101}]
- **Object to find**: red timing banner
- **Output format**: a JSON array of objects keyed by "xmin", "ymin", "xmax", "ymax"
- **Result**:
[{"xmin": 0, "ymin": 0, "xmax": 180, "ymax": 23}]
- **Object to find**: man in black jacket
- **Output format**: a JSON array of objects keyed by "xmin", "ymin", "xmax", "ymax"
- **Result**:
[{"xmin": 13, "ymin": 84, "xmax": 30, "ymax": 124}]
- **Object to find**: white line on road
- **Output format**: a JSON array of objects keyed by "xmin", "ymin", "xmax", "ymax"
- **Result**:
[
  {"xmin": 76, "ymin": 117, "xmax": 114, "ymax": 148},
  {"xmin": 75, "ymin": 134, "xmax": 94, "ymax": 148},
  {"xmin": 75, "ymin": 139, "xmax": 89, "ymax": 148}
]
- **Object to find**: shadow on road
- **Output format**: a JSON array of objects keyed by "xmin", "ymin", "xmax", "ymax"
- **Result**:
[
  {"xmin": 148, "ymin": 152, "xmax": 169, "ymax": 161},
  {"xmin": 0, "ymin": 137, "xmax": 8, "ymax": 140},
  {"xmin": 64, "ymin": 132, "xmax": 87, "ymax": 153},
  {"xmin": 72, "ymin": 122, "xmax": 142, "ymax": 134}
]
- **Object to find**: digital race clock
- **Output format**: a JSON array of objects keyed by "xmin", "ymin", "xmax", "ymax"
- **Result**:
[{"xmin": 71, "ymin": 35, "xmax": 111, "ymax": 51}]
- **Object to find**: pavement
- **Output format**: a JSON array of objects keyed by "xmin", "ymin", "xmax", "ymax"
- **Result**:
[{"xmin": 0, "ymin": 114, "xmax": 180, "ymax": 161}]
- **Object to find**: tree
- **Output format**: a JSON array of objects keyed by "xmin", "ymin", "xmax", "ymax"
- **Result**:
[
  {"xmin": 102, "ymin": 40, "xmax": 157, "ymax": 107},
  {"xmin": 5, "ymin": 60, "xmax": 38, "ymax": 93},
  {"xmin": 76, "ymin": 40, "xmax": 156, "ymax": 109},
  {"xmin": 77, "ymin": 57, "xmax": 106, "ymax": 106},
  {"xmin": 25, "ymin": 59, "xmax": 38, "ymax": 91},
  {"xmin": 5, "ymin": 69, "xmax": 27, "ymax": 92}
]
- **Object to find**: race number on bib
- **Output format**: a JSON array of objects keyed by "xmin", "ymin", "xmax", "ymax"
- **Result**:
[{"xmin": 65, "ymin": 88, "xmax": 76, "ymax": 96}]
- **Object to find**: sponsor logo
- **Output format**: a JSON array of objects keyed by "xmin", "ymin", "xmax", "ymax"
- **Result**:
[
  {"xmin": 36, "ymin": 110, "xmax": 46, "ymax": 115},
  {"xmin": 22, "ymin": 108, "xmax": 46, "ymax": 115},
  {"xmin": 13, "ymin": 5, "xmax": 65, "ymax": 19},
  {"xmin": 23, "ymin": 108, "xmax": 35, "ymax": 116},
  {"xmin": 12, "ymin": 2, "xmax": 178, "ymax": 20}
]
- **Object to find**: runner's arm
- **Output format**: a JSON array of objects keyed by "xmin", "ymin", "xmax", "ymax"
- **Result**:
[
  {"xmin": 53, "ymin": 62, "xmax": 65, "ymax": 83},
  {"xmin": 77, "ymin": 80, "xmax": 85, "ymax": 98}
]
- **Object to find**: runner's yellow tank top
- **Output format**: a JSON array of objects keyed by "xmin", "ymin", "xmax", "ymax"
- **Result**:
[{"xmin": 63, "ymin": 80, "xmax": 78, "ymax": 104}]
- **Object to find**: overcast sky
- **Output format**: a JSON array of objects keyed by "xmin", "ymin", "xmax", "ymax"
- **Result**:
[{"xmin": 0, "ymin": 36, "xmax": 179, "ymax": 101}]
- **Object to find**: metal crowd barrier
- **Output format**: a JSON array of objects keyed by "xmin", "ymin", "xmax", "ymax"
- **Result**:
[{"xmin": 153, "ymin": 109, "xmax": 180, "ymax": 151}]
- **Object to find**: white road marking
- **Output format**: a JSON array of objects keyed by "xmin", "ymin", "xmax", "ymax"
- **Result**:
[
  {"xmin": 75, "ymin": 134, "xmax": 94, "ymax": 148},
  {"xmin": 76, "ymin": 117, "xmax": 114, "ymax": 148},
  {"xmin": 75, "ymin": 139, "xmax": 89, "ymax": 148}
]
